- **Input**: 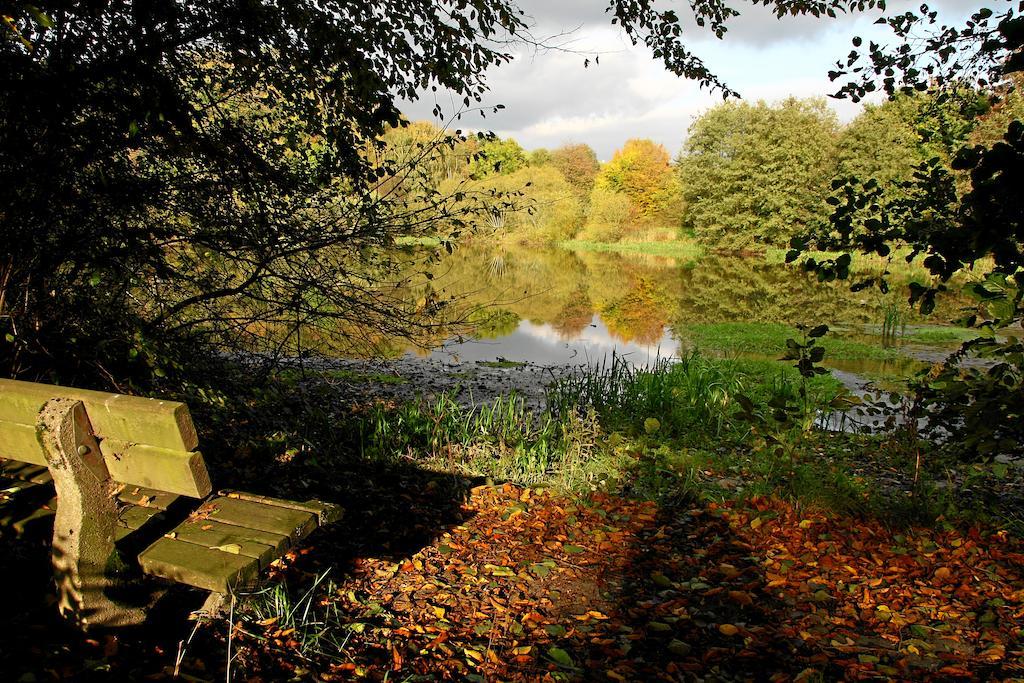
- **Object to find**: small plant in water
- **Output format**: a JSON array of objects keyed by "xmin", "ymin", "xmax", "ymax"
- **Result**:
[
  {"xmin": 881, "ymin": 300, "xmax": 906, "ymax": 348},
  {"xmin": 735, "ymin": 324, "xmax": 854, "ymax": 462}
]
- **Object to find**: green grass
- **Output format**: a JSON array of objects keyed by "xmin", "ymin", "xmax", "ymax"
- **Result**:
[
  {"xmin": 677, "ymin": 322, "xmax": 900, "ymax": 360},
  {"xmin": 904, "ymin": 326, "xmax": 981, "ymax": 344},
  {"xmin": 476, "ymin": 359, "xmax": 526, "ymax": 369},
  {"xmin": 394, "ymin": 235, "xmax": 442, "ymax": 247},
  {"xmin": 240, "ymin": 572, "xmax": 348, "ymax": 661},
  {"xmin": 206, "ymin": 358, "xmax": 1015, "ymax": 551},
  {"xmin": 546, "ymin": 352, "xmax": 843, "ymax": 445},
  {"xmin": 347, "ymin": 351, "xmax": 846, "ymax": 493},
  {"xmin": 240, "ymin": 353, "xmax": 1011, "ymax": 535},
  {"xmin": 559, "ymin": 238, "xmax": 705, "ymax": 261}
]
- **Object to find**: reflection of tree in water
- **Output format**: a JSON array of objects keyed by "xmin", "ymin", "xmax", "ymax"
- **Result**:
[
  {"xmin": 669, "ymin": 256, "xmax": 965, "ymax": 326},
  {"xmin": 468, "ymin": 307, "xmax": 521, "ymax": 339},
  {"xmin": 600, "ymin": 278, "xmax": 669, "ymax": 345},
  {"xmin": 552, "ymin": 286, "xmax": 594, "ymax": 339},
  {"xmin": 672, "ymin": 258, "xmax": 873, "ymax": 325},
  {"xmin": 307, "ymin": 245, "xmax": 973, "ymax": 354}
]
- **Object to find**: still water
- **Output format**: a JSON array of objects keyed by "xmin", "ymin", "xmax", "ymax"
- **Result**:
[{"xmin": 376, "ymin": 244, "xmax": 969, "ymax": 377}]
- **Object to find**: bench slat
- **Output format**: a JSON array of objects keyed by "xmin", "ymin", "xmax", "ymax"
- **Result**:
[
  {"xmin": 0, "ymin": 422, "xmax": 211, "ymax": 498},
  {"xmin": 114, "ymin": 504, "xmax": 166, "ymax": 542},
  {"xmin": 0, "ymin": 480, "xmax": 54, "ymax": 535},
  {"xmin": 0, "ymin": 477, "xmax": 42, "ymax": 498},
  {"xmin": 218, "ymin": 490, "xmax": 342, "ymax": 525},
  {"xmin": 102, "ymin": 439, "xmax": 211, "ymax": 498},
  {"xmin": 196, "ymin": 496, "xmax": 317, "ymax": 542},
  {"xmin": 117, "ymin": 486, "xmax": 180, "ymax": 511},
  {"xmin": 0, "ymin": 423, "xmax": 46, "ymax": 466},
  {"xmin": 0, "ymin": 378, "xmax": 198, "ymax": 451},
  {"xmin": 1, "ymin": 459, "xmax": 52, "ymax": 484},
  {"xmin": 164, "ymin": 519, "xmax": 288, "ymax": 567},
  {"xmin": 139, "ymin": 537, "xmax": 260, "ymax": 593}
]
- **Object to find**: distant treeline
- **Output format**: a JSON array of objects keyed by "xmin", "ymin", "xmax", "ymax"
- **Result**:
[{"xmin": 383, "ymin": 88, "xmax": 1023, "ymax": 251}]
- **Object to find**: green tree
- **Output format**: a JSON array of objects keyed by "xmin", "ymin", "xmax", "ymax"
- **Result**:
[
  {"xmin": 796, "ymin": 3, "xmax": 1024, "ymax": 459},
  {"xmin": 835, "ymin": 96, "xmax": 925, "ymax": 203},
  {"xmin": 469, "ymin": 136, "xmax": 528, "ymax": 177},
  {"xmin": 677, "ymin": 97, "xmax": 839, "ymax": 250},
  {"xmin": 0, "ymin": 0, "xmax": 531, "ymax": 385},
  {"xmin": 0, "ymin": 0, "xmax": 894, "ymax": 388},
  {"xmin": 444, "ymin": 165, "xmax": 582, "ymax": 244},
  {"xmin": 578, "ymin": 187, "xmax": 633, "ymax": 242},
  {"xmin": 529, "ymin": 148, "xmax": 553, "ymax": 166}
]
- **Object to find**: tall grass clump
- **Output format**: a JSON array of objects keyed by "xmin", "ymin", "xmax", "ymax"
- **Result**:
[
  {"xmin": 881, "ymin": 300, "xmax": 906, "ymax": 347},
  {"xmin": 240, "ymin": 572, "xmax": 349, "ymax": 661},
  {"xmin": 359, "ymin": 392, "xmax": 561, "ymax": 460},
  {"xmin": 547, "ymin": 352, "xmax": 750, "ymax": 439},
  {"xmin": 354, "ymin": 391, "xmax": 612, "ymax": 488}
]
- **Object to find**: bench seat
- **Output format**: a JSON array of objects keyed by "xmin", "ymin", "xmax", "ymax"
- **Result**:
[
  {"xmin": 1, "ymin": 463, "xmax": 337, "ymax": 594},
  {"xmin": 0, "ymin": 379, "xmax": 341, "ymax": 628}
]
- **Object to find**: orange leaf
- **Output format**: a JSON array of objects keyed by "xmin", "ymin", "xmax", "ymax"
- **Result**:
[{"xmin": 729, "ymin": 590, "xmax": 754, "ymax": 606}]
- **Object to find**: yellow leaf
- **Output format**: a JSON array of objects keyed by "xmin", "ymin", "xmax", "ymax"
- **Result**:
[
  {"xmin": 432, "ymin": 606, "xmax": 446, "ymax": 619},
  {"xmin": 749, "ymin": 517, "xmax": 763, "ymax": 530},
  {"xmin": 211, "ymin": 543, "xmax": 242, "ymax": 554}
]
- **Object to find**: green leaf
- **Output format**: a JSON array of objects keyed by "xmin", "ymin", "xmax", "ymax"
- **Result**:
[
  {"xmin": 546, "ymin": 646, "xmax": 575, "ymax": 669},
  {"xmin": 25, "ymin": 5, "xmax": 54, "ymax": 28}
]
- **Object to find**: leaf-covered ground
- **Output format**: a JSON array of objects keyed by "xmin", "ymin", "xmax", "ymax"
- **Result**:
[{"xmin": 220, "ymin": 484, "xmax": 1024, "ymax": 681}]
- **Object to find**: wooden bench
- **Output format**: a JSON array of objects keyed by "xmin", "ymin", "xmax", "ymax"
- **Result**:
[{"xmin": 0, "ymin": 378, "xmax": 340, "ymax": 629}]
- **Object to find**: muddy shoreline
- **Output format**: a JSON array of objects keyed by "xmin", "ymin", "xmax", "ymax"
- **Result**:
[
  {"xmin": 278, "ymin": 339, "xmax": 970, "ymax": 415},
  {"xmin": 280, "ymin": 355, "xmax": 580, "ymax": 412}
]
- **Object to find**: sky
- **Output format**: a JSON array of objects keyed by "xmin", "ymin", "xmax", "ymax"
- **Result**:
[{"xmin": 400, "ymin": 0, "xmax": 993, "ymax": 160}]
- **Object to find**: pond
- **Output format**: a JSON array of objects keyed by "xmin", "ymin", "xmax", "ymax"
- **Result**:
[
  {"xmin": 379, "ymin": 243, "xmax": 974, "ymax": 382},
  {"xmin": 285, "ymin": 242, "xmax": 983, "ymax": 422}
]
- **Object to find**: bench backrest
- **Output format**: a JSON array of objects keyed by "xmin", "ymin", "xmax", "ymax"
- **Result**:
[{"xmin": 0, "ymin": 379, "xmax": 211, "ymax": 498}]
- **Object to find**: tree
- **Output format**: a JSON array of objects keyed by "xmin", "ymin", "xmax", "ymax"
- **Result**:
[
  {"xmin": 677, "ymin": 98, "xmax": 838, "ymax": 250},
  {"xmin": 550, "ymin": 143, "xmax": 601, "ymax": 197},
  {"xmin": 579, "ymin": 187, "xmax": 634, "ymax": 242},
  {"xmin": 0, "ymin": 0, "xmax": 894, "ymax": 388},
  {"xmin": 0, "ymin": 1, "xmax": 535, "ymax": 386},
  {"xmin": 791, "ymin": 3, "xmax": 1024, "ymax": 459},
  {"xmin": 596, "ymin": 138, "xmax": 681, "ymax": 225},
  {"xmin": 447, "ymin": 165, "xmax": 582, "ymax": 244},
  {"xmin": 529, "ymin": 148, "xmax": 553, "ymax": 167},
  {"xmin": 834, "ymin": 91, "xmax": 988, "ymax": 228},
  {"xmin": 469, "ymin": 136, "xmax": 528, "ymax": 177},
  {"xmin": 835, "ymin": 96, "xmax": 927, "ymax": 203}
]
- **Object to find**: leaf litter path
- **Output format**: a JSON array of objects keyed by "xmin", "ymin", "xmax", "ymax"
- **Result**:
[{"xmin": 238, "ymin": 484, "xmax": 1024, "ymax": 681}]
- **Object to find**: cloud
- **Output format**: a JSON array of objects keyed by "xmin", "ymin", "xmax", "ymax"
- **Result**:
[{"xmin": 400, "ymin": 0, "xmax": 999, "ymax": 158}]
